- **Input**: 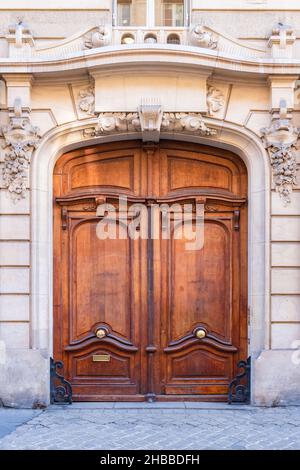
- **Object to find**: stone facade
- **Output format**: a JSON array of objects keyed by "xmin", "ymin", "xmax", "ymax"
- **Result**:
[{"xmin": 0, "ymin": 0, "xmax": 300, "ymax": 407}]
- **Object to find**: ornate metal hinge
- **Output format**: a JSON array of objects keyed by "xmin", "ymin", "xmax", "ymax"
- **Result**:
[
  {"xmin": 228, "ymin": 356, "xmax": 251, "ymax": 404},
  {"xmin": 50, "ymin": 357, "xmax": 72, "ymax": 404}
]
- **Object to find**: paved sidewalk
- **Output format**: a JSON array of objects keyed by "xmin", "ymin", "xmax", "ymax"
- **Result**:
[
  {"xmin": 0, "ymin": 403, "xmax": 300, "ymax": 450},
  {"xmin": 0, "ymin": 409, "xmax": 42, "ymax": 439}
]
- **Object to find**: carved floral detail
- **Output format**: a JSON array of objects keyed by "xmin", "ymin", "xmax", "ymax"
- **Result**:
[
  {"xmin": 78, "ymin": 87, "xmax": 95, "ymax": 115},
  {"xmin": 1, "ymin": 99, "xmax": 40, "ymax": 201},
  {"xmin": 83, "ymin": 112, "xmax": 216, "ymax": 139},
  {"xmin": 84, "ymin": 26, "xmax": 111, "ymax": 49},
  {"xmin": 261, "ymin": 100, "xmax": 299, "ymax": 204},
  {"xmin": 207, "ymin": 86, "xmax": 225, "ymax": 115},
  {"xmin": 190, "ymin": 25, "xmax": 218, "ymax": 49}
]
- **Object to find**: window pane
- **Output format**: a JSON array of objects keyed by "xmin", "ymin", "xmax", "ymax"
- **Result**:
[
  {"xmin": 155, "ymin": 0, "xmax": 184, "ymax": 27},
  {"xmin": 117, "ymin": 0, "xmax": 147, "ymax": 27}
]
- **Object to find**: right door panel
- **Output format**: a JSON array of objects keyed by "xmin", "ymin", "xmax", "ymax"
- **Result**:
[{"xmin": 154, "ymin": 143, "xmax": 248, "ymax": 400}]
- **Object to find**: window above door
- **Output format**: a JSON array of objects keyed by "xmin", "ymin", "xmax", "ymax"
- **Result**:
[{"xmin": 115, "ymin": 0, "xmax": 188, "ymax": 28}]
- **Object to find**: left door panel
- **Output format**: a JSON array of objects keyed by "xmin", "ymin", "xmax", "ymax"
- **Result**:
[{"xmin": 53, "ymin": 143, "xmax": 147, "ymax": 401}]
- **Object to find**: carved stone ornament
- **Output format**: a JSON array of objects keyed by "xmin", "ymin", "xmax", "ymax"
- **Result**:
[
  {"xmin": 207, "ymin": 86, "xmax": 225, "ymax": 115},
  {"xmin": 83, "ymin": 112, "xmax": 216, "ymax": 140},
  {"xmin": 7, "ymin": 20, "xmax": 34, "ymax": 48},
  {"xmin": 268, "ymin": 23, "xmax": 296, "ymax": 49},
  {"xmin": 83, "ymin": 113, "xmax": 141, "ymax": 137},
  {"xmin": 1, "ymin": 98, "xmax": 41, "ymax": 201},
  {"xmin": 78, "ymin": 87, "xmax": 95, "ymax": 115},
  {"xmin": 84, "ymin": 26, "xmax": 111, "ymax": 49},
  {"xmin": 161, "ymin": 113, "xmax": 217, "ymax": 136},
  {"xmin": 261, "ymin": 100, "xmax": 299, "ymax": 204},
  {"xmin": 190, "ymin": 25, "xmax": 218, "ymax": 50},
  {"xmin": 138, "ymin": 97, "xmax": 163, "ymax": 142}
]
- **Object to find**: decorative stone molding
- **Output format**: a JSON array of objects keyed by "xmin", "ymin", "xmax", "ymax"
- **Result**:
[
  {"xmin": 7, "ymin": 20, "xmax": 34, "ymax": 48},
  {"xmin": 6, "ymin": 20, "xmax": 34, "ymax": 57},
  {"xmin": 83, "ymin": 112, "xmax": 216, "ymax": 140},
  {"xmin": 84, "ymin": 26, "xmax": 111, "ymax": 49},
  {"xmin": 78, "ymin": 87, "xmax": 95, "ymax": 115},
  {"xmin": 207, "ymin": 86, "xmax": 225, "ymax": 115},
  {"xmin": 261, "ymin": 99, "xmax": 299, "ymax": 204},
  {"xmin": 138, "ymin": 98, "xmax": 163, "ymax": 143},
  {"xmin": 268, "ymin": 23, "xmax": 296, "ymax": 59},
  {"xmin": 1, "ymin": 98, "xmax": 41, "ymax": 201},
  {"xmin": 190, "ymin": 25, "xmax": 218, "ymax": 50}
]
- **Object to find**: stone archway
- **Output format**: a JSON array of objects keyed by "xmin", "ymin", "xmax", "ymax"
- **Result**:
[{"xmin": 30, "ymin": 118, "xmax": 270, "ymax": 404}]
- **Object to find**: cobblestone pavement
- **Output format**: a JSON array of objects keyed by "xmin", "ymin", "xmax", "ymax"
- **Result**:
[{"xmin": 0, "ymin": 403, "xmax": 300, "ymax": 450}]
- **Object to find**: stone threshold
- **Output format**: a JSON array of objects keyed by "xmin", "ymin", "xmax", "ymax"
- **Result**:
[{"xmin": 49, "ymin": 402, "xmax": 257, "ymax": 410}]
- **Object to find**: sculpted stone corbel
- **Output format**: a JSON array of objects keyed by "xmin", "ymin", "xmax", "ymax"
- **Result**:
[
  {"xmin": 190, "ymin": 25, "xmax": 218, "ymax": 50},
  {"xmin": 206, "ymin": 86, "xmax": 225, "ymax": 115},
  {"xmin": 78, "ymin": 86, "xmax": 95, "ymax": 115},
  {"xmin": 261, "ymin": 99, "xmax": 299, "ymax": 204},
  {"xmin": 1, "ymin": 98, "xmax": 41, "ymax": 201},
  {"xmin": 84, "ymin": 26, "xmax": 111, "ymax": 49}
]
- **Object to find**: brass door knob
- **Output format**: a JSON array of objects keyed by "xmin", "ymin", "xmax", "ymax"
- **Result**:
[
  {"xmin": 96, "ymin": 328, "xmax": 107, "ymax": 339},
  {"xmin": 195, "ymin": 328, "xmax": 206, "ymax": 339}
]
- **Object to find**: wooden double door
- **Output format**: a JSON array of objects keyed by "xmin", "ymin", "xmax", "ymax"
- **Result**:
[{"xmin": 54, "ymin": 141, "xmax": 248, "ymax": 401}]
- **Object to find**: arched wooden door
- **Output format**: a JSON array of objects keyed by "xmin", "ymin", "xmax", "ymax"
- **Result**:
[{"xmin": 53, "ymin": 140, "xmax": 248, "ymax": 401}]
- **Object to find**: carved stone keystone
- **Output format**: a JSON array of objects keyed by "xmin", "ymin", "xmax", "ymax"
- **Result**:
[{"xmin": 138, "ymin": 98, "xmax": 163, "ymax": 143}]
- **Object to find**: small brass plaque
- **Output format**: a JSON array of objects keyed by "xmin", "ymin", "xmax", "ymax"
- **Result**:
[{"xmin": 92, "ymin": 354, "xmax": 110, "ymax": 362}]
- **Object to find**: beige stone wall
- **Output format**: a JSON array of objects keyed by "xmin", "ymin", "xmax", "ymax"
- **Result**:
[{"xmin": 0, "ymin": 1, "xmax": 300, "ymax": 406}]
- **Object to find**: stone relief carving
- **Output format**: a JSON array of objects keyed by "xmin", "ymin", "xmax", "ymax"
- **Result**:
[
  {"xmin": 78, "ymin": 87, "xmax": 95, "ymax": 115},
  {"xmin": 206, "ymin": 86, "xmax": 225, "ymax": 115},
  {"xmin": 161, "ymin": 113, "xmax": 217, "ymax": 136},
  {"xmin": 261, "ymin": 99, "xmax": 299, "ymax": 204},
  {"xmin": 84, "ymin": 26, "xmax": 111, "ymax": 49},
  {"xmin": 190, "ymin": 25, "xmax": 218, "ymax": 49},
  {"xmin": 1, "ymin": 99, "xmax": 41, "ymax": 201},
  {"xmin": 83, "ymin": 112, "xmax": 216, "ymax": 140},
  {"xmin": 83, "ymin": 113, "xmax": 141, "ymax": 137}
]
